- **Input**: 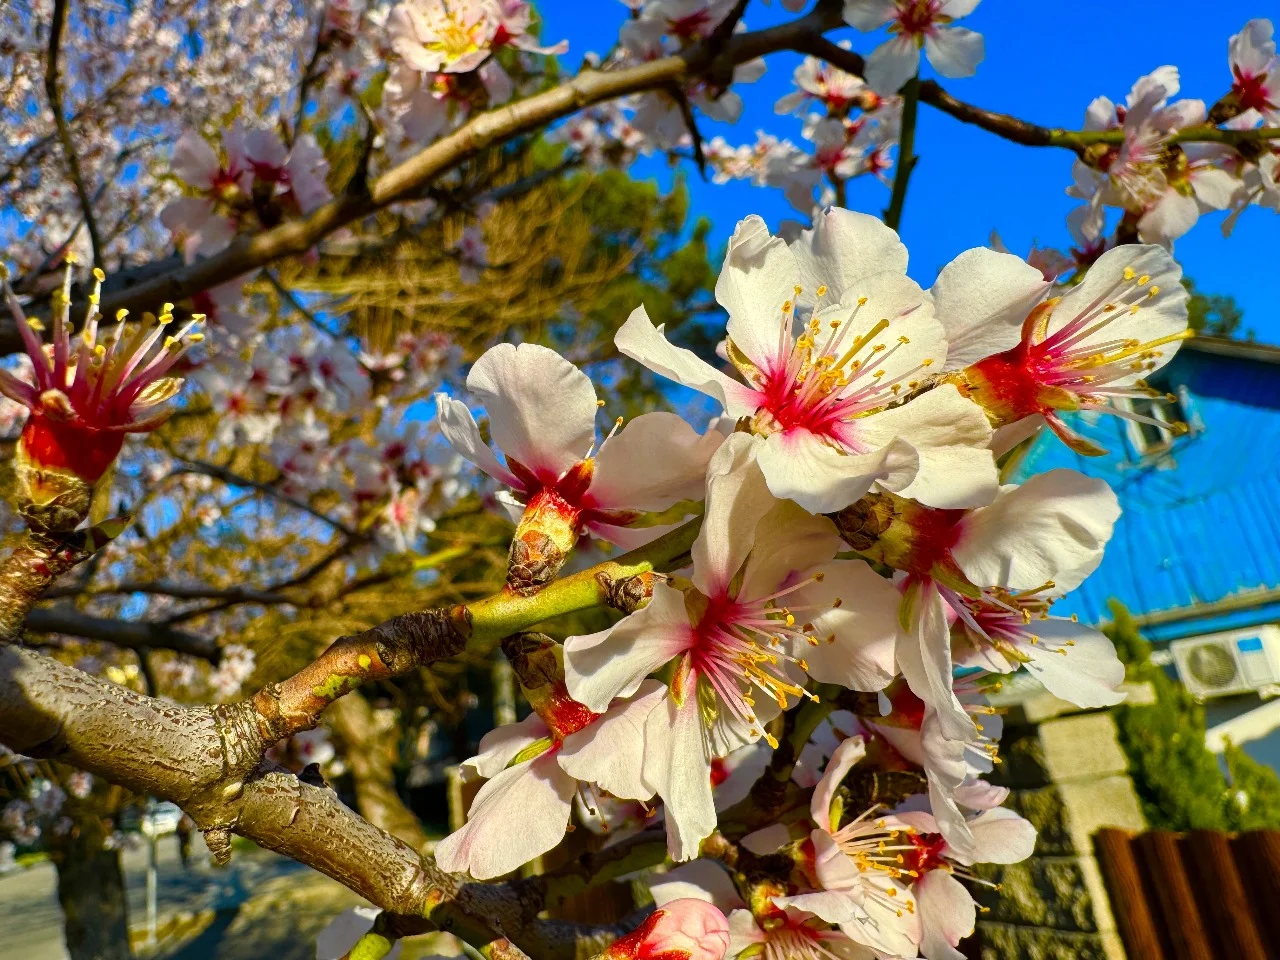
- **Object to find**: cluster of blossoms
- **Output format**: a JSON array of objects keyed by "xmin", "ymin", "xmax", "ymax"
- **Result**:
[
  {"xmin": 188, "ymin": 323, "xmax": 464, "ymax": 553},
  {"xmin": 162, "ymin": 122, "xmax": 333, "ymax": 265},
  {"xmin": 704, "ymin": 49, "xmax": 903, "ymax": 220},
  {"xmin": 1061, "ymin": 18, "xmax": 1280, "ymax": 252},
  {"xmin": 384, "ymin": 0, "xmax": 567, "ymax": 143},
  {"xmin": 431, "ymin": 206, "xmax": 1191, "ymax": 959},
  {"xmin": 1, "ymin": 0, "xmax": 307, "ymax": 271}
]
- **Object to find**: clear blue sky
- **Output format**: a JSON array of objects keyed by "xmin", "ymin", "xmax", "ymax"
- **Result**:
[{"xmin": 540, "ymin": 0, "xmax": 1278, "ymax": 344}]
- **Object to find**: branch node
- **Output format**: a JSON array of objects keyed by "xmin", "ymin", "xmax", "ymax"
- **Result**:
[{"xmin": 205, "ymin": 826, "xmax": 233, "ymax": 867}]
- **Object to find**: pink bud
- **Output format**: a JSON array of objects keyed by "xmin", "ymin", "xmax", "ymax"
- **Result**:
[{"xmin": 606, "ymin": 898, "xmax": 730, "ymax": 960}]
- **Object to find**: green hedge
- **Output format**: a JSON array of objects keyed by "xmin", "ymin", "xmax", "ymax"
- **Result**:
[{"xmin": 1107, "ymin": 601, "xmax": 1280, "ymax": 830}]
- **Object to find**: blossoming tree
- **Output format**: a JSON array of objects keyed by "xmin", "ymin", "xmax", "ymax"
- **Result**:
[{"xmin": 1, "ymin": 1, "xmax": 1278, "ymax": 959}]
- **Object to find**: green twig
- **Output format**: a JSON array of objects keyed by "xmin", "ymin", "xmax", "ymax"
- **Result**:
[{"xmin": 883, "ymin": 75, "xmax": 919, "ymax": 232}]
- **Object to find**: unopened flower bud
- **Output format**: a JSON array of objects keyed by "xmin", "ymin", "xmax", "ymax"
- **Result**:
[{"xmin": 604, "ymin": 899, "xmax": 730, "ymax": 960}]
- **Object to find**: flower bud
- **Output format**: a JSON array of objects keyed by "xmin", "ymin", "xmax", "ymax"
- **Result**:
[
  {"xmin": 500, "ymin": 632, "xmax": 599, "ymax": 739},
  {"xmin": 604, "ymin": 899, "xmax": 730, "ymax": 960},
  {"xmin": 505, "ymin": 459, "xmax": 594, "ymax": 595}
]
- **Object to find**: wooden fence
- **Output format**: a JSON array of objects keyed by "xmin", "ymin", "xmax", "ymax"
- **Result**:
[{"xmin": 1094, "ymin": 828, "xmax": 1280, "ymax": 959}]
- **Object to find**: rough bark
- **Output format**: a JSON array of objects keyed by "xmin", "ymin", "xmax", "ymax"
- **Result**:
[{"xmin": 49, "ymin": 814, "xmax": 133, "ymax": 960}]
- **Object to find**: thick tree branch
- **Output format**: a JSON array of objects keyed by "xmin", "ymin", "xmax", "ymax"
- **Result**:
[
  {"xmin": 45, "ymin": 0, "xmax": 104, "ymax": 268},
  {"xmin": 24, "ymin": 606, "xmax": 221, "ymax": 661},
  {"xmin": 0, "ymin": 524, "xmax": 125, "ymax": 639},
  {"xmin": 13, "ymin": 5, "xmax": 837, "ymax": 337}
]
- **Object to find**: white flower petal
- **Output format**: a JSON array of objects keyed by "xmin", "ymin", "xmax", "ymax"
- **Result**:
[
  {"xmin": 754, "ymin": 428, "xmax": 910, "ymax": 516},
  {"xmin": 718, "ymin": 217, "xmax": 802, "ymax": 371},
  {"xmin": 435, "ymin": 394, "xmax": 520, "ymax": 488},
  {"xmin": 434, "ymin": 754, "xmax": 574, "ymax": 879},
  {"xmin": 589, "ymin": 413, "xmax": 725, "ymax": 512},
  {"xmin": 865, "ymin": 36, "xmax": 920, "ymax": 95},
  {"xmin": 898, "ymin": 582, "xmax": 973, "ymax": 742},
  {"xmin": 559, "ymin": 680, "xmax": 665, "ymax": 800},
  {"xmin": 467, "ymin": 343, "xmax": 597, "ymax": 479},
  {"xmin": 1024, "ymin": 621, "xmax": 1126, "ymax": 708},
  {"xmin": 461, "ymin": 713, "xmax": 551, "ymax": 781},
  {"xmin": 916, "ymin": 870, "xmax": 976, "ymax": 960},
  {"xmin": 812, "ymin": 735, "xmax": 866, "ymax": 831},
  {"xmin": 1048, "ymin": 244, "xmax": 1188, "ymax": 386},
  {"xmin": 952, "ymin": 470, "xmax": 1120, "ymax": 593},
  {"xmin": 564, "ymin": 582, "xmax": 693, "ymax": 713},
  {"xmin": 795, "ymin": 560, "xmax": 900, "ymax": 691},
  {"xmin": 171, "ymin": 130, "xmax": 221, "ymax": 188},
  {"xmin": 691, "ymin": 434, "xmax": 776, "ymax": 598},
  {"xmin": 965, "ymin": 807, "xmax": 1037, "ymax": 865},
  {"xmin": 842, "ymin": 0, "xmax": 897, "ymax": 32},
  {"xmin": 924, "ymin": 26, "xmax": 984, "ymax": 79},
  {"xmin": 857, "ymin": 384, "xmax": 996, "ymax": 508},
  {"xmin": 652, "ymin": 860, "xmax": 745, "ymax": 911},
  {"xmin": 737, "ymin": 500, "xmax": 842, "ymax": 603},
  {"xmin": 791, "ymin": 208, "xmax": 909, "ymax": 308},
  {"xmin": 930, "ymin": 247, "xmax": 1051, "ymax": 371},
  {"xmin": 616, "ymin": 305, "xmax": 759, "ymax": 419},
  {"xmin": 645, "ymin": 681, "xmax": 718, "ymax": 861}
]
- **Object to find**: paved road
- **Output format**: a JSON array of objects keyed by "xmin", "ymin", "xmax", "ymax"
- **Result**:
[{"xmin": 0, "ymin": 834, "xmax": 311, "ymax": 959}]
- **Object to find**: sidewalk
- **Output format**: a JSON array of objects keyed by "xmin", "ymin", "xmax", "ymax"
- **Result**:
[{"xmin": 0, "ymin": 834, "xmax": 344, "ymax": 960}]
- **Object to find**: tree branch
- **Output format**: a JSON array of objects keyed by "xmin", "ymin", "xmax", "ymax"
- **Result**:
[
  {"xmin": 883, "ymin": 74, "xmax": 919, "ymax": 231},
  {"xmin": 45, "ymin": 0, "xmax": 104, "ymax": 268},
  {"xmin": 42, "ymin": 4, "xmax": 843, "ymax": 332},
  {"xmin": 0, "ymin": 517, "xmax": 705, "ymax": 958},
  {"xmin": 0, "ymin": 524, "xmax": 126, "ymax": 639},
  {"xmin": 23, "ymin": 606, "xmax": 221, "ymax": 662},
  {"xmin": 918, "ymin": 79, "xmax": 1280, "ymax": 150}
]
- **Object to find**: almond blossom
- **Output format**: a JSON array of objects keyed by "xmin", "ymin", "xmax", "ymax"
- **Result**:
[
  {"xmin": 0, "ymin": 263, "xmax": 202, "ymax": 524},
  {"xmin": 841, "ymin": 470, "xmax": 1120, "ymax": 743},
  {"xmin": 775, "ymin": 46, "xmax": 877, "ymax": 116},
  {"xmin": 771, "ymin": 736, "xmax": 922, "ymax": 957},
  {"xmin": 1226, "ymin": 19, "xmax": 1279, "ymax": 124},
  {"xmin": 604, "ymin": 898, "xmax": 731, "ymax": 960},
  {"xmin": 844, "ymin": 0, "xmax": 985, "ymax": 95},
  {"xmin": 161, "ymin": 122, "xmax": 331, "ymax": 262},
  {"xmin": 1066, "ymin": 67, "xmax": 1236, "ymax": 244},
  {"xmin": 951, "ymin": 585, "xmax": 1126, "ymax": 709},
  {"xmin": 437, "ymin": 343, "xmax": 724, "ymax": 591},
  {"xmin": 388, "ymin": 0, "xmax": 498, "ymax": 75},
  {"xmin": 861, "ymin": 681, "xmax": 1006, "ymax": 859},
  {"xmin": 893, "ymin": 801, "xmax": 1035, "ymax": 960},
  {"xmin": 930, "ymin": 242, "xmax": 1191, "ymax": 454},
  {"xmin": 618, "ymin": 208, "xmax": 997, "ymax": 514},
  {"xmin": 434, "ymin": 681, "xmax": 665, "ymax": 879},
  {"xmin": 565, "ymin": 435, "xmax": 902, "ymax": 860}
]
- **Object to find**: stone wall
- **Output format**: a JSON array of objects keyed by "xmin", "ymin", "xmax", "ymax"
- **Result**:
[{"xmin": 970, "ymin": 705, "xmax": 1147, "ymax": 960}]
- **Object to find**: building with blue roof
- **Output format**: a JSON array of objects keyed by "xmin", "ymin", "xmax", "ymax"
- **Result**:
[{"xmin": 1011, "ymin": 335, "xmax": 1280, "ymax": 767}]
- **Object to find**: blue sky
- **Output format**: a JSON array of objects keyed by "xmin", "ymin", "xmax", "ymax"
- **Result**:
[{"xmin": 540, "ymin": 0, "xmax": 1278, "ymax": 344}]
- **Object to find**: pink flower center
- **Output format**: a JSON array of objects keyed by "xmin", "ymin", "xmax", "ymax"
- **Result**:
[
  {"xmin": 742, "ymin": 292, "xmax": 934, "ymax": 448},
  {"xmin": 685, "ymin": 576, "xmax": 830, "ymax": 747},
  {"xmin": 891, "ymin": 0, "xmax": 944, "ymax": 38},
  {"xmin": 903, "ymin": 831, "xmax": 949, "ymax": 874},
  {"xmin": 964, "ymin": 266, "xmax": 1190, "ymax": 427},
  {"xmin": 1233, "ymin": 64, "xmax": 1279, "ymax": 113}
]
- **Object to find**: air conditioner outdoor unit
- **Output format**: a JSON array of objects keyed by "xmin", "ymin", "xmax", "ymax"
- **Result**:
[{"xmin": 1171, "ymin": 626, "xmax": 1280, "ymax": 699}]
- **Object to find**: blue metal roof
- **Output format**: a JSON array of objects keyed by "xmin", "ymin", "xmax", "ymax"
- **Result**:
[{"xmin": 1012, "ymin": 342, "xmax": 1280, "ymax": 638}]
